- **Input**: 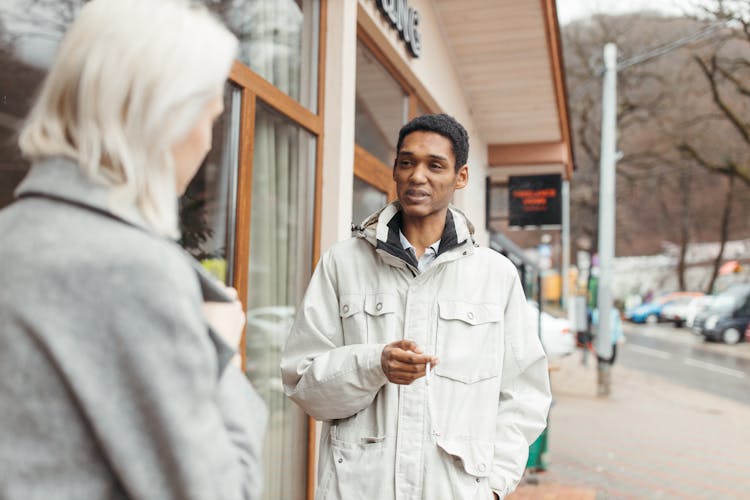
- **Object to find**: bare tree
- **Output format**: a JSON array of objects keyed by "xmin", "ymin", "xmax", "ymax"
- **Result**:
[{"xmin": 562, "ymin": 10, "xmax": 750, "ymax": 292}]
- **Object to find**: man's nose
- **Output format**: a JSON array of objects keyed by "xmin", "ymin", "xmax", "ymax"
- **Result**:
[{"xmin": 408, "ymin": 163, "xmax": 428, "ymax": 183}]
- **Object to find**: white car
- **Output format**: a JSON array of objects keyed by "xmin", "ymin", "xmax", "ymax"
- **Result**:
[
  {"xmin": 684, "ymin": 295, "xmax": 714, "ymax": 329},
  {"xmin": 660, "ymin": 295, "xmax": 702, "ymax": 327},
  {"xmin": 527, "ymin": 302, "xmax": 576, "ymax": 358}
]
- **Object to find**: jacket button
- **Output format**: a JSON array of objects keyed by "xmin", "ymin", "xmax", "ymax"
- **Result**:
[
  {"xmin": 467, "ymin": 312, "xmax": 475, "ymax": 320},
  {"xmin": 342, "ymin": 305, "xmax": 349, "ymax": 314},
  {"xmin": 478, "ymin": 463, "xmax": 486, "ymax": 472},
  {"xmin": 376, "ymin": 302, "xmax": 383, "ymax": 311},
  {"xmin": 338, "ymin": 458, "xmax": 343, "ymax": 464},
  {"xmin": 475, "ymin": 478, "xmax": 481, "ymax": 483}
]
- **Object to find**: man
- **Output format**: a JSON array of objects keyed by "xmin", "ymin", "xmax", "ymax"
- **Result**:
[{"xmin": 281, "ymin": 114, "xmax": 551, "ymax": 499}]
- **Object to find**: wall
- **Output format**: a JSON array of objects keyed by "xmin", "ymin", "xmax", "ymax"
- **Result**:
[
  {"xmin": 358, "ymin": 0, "xmax": 490, "ymax": 246},
  {"xmin": 320, "ymin": 0, "xmax": 490, "ymax": 253}
]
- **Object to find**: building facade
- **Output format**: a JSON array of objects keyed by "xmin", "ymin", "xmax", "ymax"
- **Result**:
[{"xmin": 0, "ymin": 1, "xmax": 572, "ymax": 498}]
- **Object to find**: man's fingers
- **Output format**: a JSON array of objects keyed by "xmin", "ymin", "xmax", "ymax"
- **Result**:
[
  {"xmin": 388, "ymin": 348, "xmax": 436, "ymax": 365},
  {"xmin": 381, "ymin": 341, "xmax": 440, "ymax": 385},
  {"xmin": 386, "ymin": 359, "xmax": 426, "ymax": 374},
  {"xmin": 390, "ymin": 339, "xmax": 421, "ymax": 353}
]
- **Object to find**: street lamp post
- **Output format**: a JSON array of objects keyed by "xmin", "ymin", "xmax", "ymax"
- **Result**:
[
  {"xmin": 596, "ymin": 43, "xmax": 617, "ymax": 396},
  {"xmin": 593, "ymin": 22, "xmax": 729, "ymax": 397}
]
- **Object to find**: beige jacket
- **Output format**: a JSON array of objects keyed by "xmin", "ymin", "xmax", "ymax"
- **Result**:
[{"xmin": 281, "ymin": 203, "xmax": 551, "ymax": 500}]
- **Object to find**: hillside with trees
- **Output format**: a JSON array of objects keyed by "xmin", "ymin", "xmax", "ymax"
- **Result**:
[{"xmin": 562, "ymin": 3, "xmax": 750, "ymax": 291}]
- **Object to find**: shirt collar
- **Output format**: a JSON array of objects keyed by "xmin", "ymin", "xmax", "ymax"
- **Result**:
[{"xmin": 399, "ymin": 230, "xmax": 441, "ymax": 255}]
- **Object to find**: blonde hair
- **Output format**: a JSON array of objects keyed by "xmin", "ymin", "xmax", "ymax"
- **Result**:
[{"xmin": 19, "ymin": 0, "xmax": 238, "ymax": 238}]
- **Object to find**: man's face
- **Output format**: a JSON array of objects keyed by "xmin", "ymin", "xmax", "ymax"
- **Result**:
[{"xmin": 394, "ymin": 130, "xmax": 468, "ymax": 222}]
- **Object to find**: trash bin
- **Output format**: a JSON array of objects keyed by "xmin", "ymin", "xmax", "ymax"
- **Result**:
[{"xmin": 526, "ymin": 425, "xmax": 548, "ymax": 471}]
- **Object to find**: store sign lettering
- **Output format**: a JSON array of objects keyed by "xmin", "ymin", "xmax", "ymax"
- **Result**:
[
  {"xmin": 508, "ymin": 175, "xmax": 562, "ymax": 227},
  {"xmin": 376, "ymin": 0, "xmax": 422, "ymax": 57}
]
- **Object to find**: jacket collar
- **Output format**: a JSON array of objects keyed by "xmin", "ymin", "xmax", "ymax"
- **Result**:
[
  {"xmin": 15, "ymin": 156, "xmax": 150, "ymax": 230},
  {"xmin": 357, "ymin": 201, "xmax": 477, "ymax": 267}
]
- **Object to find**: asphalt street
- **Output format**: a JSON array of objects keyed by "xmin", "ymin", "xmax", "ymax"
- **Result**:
[
  {"xmin": 517, "ymin": 321, "xmax": 750, "ymax": 499},
  {"xmin": 619, "ymin": 322, "xmax": 750, "ymax": 405}
]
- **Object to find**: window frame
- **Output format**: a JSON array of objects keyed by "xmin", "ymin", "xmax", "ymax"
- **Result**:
[
  {"xmin": 226, "ymin": 3, "xmax": 327, "ymax": 499},
  {"xmin": 353, "ymin": 25, "xmax": 438, "ymax": 205}
]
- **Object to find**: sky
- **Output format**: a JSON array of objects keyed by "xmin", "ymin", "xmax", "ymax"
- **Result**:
[{"xmin": 556, "ymin": 0, "xmax": 697, "ymax": 25}]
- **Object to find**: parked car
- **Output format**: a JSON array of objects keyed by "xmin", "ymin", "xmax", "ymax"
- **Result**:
[
  {"xmin": 660, "ymin": 293, "xmax": 706, "ymax": 327},
  {"xmin": 692, "ymin": 284, "xmax": 750, "ymax": 345},
  {"xmin": 684, "ymin": 295, "xmax": 715, "ymax": 329},
  {"xmin": 527, "ymin": 302, "xmax": 576, "ymax": 358},
  {"xmin": 625, "ymin": 291, "xmax": 703, "ymax": 324}
]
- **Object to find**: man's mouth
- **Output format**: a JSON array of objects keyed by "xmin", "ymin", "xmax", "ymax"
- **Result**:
[{"xmin": 403, "ymin": 189, "xmax": 429, "ymax": 202}]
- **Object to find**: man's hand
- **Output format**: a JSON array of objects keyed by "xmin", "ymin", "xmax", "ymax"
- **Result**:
[{"xmin": 381, "ymin": 340, "xmax": 438, "ymax": 385}]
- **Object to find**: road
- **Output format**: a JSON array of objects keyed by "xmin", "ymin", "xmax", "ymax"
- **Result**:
[
  {"xmin": 512, "ymin": 320, "xmax": 750, "ymax": 499},
  {"xmin": 619, "ymin": 322, "xmax": 750, "ymax": 404}
]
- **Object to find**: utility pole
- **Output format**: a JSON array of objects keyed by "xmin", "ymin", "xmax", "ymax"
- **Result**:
[
  {"xmin": 562, "ymin": 180, "xmax": 571, "ymax": 310},
  {"xmin": 596, "ymin": 43, "xmax": 617, "ymax": 397},
  {"xmin": 593, "ymin": 21, "xmax": 728, "ymax": 397}
]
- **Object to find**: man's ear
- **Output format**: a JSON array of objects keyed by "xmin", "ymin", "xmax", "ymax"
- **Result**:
[{"xmin": 455, "ymin": 164, "xmax": 469, "ymax": 190}]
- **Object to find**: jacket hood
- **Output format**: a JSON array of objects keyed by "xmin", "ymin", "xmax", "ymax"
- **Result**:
[{"xmin": 354, "ymin": 201, "xmax": 477, "ymax": 268}]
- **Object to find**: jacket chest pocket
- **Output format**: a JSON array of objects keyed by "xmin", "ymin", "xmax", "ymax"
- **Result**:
[
  {"xmin": 435, "ymin": 300, "xmax": 502, "ymax": 384},
  {"xmin": 339, "ymin": 293, "xmax": 399, "ymax": 344}
]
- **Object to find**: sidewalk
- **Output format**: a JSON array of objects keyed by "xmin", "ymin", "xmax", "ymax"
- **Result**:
[{"xmin": 507, "ymin": 351, "xmax": 750, "ymax": 499}]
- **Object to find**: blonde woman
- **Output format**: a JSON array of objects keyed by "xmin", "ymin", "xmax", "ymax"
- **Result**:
[{"xmin": 0, "ymin": 0, "xmax": 266, "ymax": 498}]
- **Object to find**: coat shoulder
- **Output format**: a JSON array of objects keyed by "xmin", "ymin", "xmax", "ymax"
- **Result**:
[
  {"xmin": 322, "ymin": 236, "xmax": 375, "ymax": 264},
  {"xmin": 0, "ymin": 199, "xmax": 200, "ymax": 312},
  {"xmin": 472, "ymin": 246, "xmax": 520, "ymax": 276}
]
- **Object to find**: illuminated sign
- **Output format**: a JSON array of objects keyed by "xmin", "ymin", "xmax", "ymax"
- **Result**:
[
  {"xmin": 375, "ymin": 0, "xmax": 422, "ymax": 57},
  {"xmin": 508, "ymin": 174, "xmax": 562, "ymax": 227}
]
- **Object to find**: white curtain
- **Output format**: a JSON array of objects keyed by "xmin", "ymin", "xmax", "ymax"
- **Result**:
[
  {"xmin": 210, "ymin": 1, "xmax": 319, "ymax": 497},
  {"xmin": 246, "ymin": 102, "xmax": 315, "ymax": 500},
  {"xmin": 219, "ymin": 0, "xmax": 318, "ymax": 110}
]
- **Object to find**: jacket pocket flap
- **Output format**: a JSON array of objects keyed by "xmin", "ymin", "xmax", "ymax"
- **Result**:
[
  {"xmin": 339, "ymin": 294, "xmax": 363, "ymax": 318},
  {"xmin": 435, "ymin": 437, "xmax": 493, "ymax": 478},
  {"xmin": 364, "ymin": 293, "xmax": 398, "ymax": 316},
  {"xmin": 438, "ymin": 301, "xmax": 502, "ymax": 326},
  {"xmin": 433, "ymin": 365, "xmax": 499, "ymax": 384}
]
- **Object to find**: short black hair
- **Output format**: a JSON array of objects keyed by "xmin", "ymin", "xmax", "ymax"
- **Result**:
[{"xmin": 395, "ymin": 113, "xmax": 469, "ymax": 171}]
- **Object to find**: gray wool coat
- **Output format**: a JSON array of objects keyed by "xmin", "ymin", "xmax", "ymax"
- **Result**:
[{"xmin": 0, "ymin": 157, "xmax": 267, "ymax": 500}]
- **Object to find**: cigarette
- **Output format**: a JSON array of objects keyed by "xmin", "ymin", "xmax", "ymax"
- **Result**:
[{"xmin": 426, "ymin": 361, "xmax": 431, "ymax": 384}]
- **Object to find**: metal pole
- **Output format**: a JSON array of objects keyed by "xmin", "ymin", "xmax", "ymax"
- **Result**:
[
  {"xmin": 562, "ymin": 180, "xmax": 570, "ymax": 310},
  {"xmin": 597, "ymin": 43, "xmax": 617, "ymax": 396}
]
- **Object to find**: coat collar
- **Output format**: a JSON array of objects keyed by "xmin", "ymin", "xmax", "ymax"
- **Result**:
[
  {"xmin": 356, "ymin": 201, "xmax": 477, "ymax": 268},
  {"xmin": 14, "ymin": 156, "xmax": 150, "ymax": 230}
]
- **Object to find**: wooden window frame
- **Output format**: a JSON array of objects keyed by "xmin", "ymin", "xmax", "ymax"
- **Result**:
[
  {"xmin": 354, "ymin": 144, "xmax": 397, "ymax": 201},
  {"xmin": 225, "ymin": 2, "xmax": 327, "ymax": 500},
  {"xmin": 354, "ymin": 25, "xmax": 438, "ymax": 203}
]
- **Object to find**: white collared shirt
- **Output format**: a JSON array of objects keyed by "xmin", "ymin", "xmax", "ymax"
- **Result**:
[{"xmin": 399, "ymin": 230, "xmax": 441, "ymax": 272}]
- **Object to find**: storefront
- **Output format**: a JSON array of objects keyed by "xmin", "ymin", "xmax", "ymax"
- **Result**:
[{"xmin": 0, "ymin": 0, "xmax": 571, "ymax": 498}]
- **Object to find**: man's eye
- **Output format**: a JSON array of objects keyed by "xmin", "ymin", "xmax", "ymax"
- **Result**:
[
  {"xmin": 399, "ymin": 160, "xmax": 412, "ymax": 166},
  {"xmin": 430, "ymin": 163, "xmax": 443, "ymax": 169}
]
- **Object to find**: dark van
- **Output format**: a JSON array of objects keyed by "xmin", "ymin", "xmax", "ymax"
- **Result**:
[{"xmin": 693, "ymin": 283, "xmax": 750, "ymax": 345}]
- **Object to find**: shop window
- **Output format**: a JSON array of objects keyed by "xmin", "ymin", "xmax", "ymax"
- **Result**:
[
  {"xmin": 179, "ymin": 83, "xmax": 241, "ymax": 284},
  {"xmin": 208, "ymin": 0, "xmax": 320, "ymax": 113},
  {"xmin": 245, "ymin": 101, "xmax": 315, "ymax": 500},
  {"xmin": 355, "ymin": 39, "xmax": 407, "ymax": 166},
  {"xmin": 0, "ymin": 0, "xmax": 85, "ymax": 210},
  {"xmin": 352, "ymin": 176, "xmax": 387, "ymax": 226},
  {"xmin": 486, "ymin": 181, "xmax": 509, "ymax": 232}
]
